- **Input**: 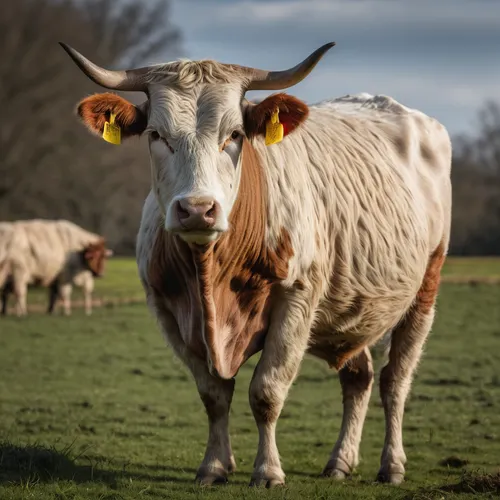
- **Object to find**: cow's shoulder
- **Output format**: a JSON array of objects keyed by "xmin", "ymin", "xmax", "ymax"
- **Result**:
[
  {"xmin": 311, "ymin": 93, "xmax": 451, "ymax": 179},
  {"xmin": 136, "ymin": 191, "xmax": 164, "ymax": 288}
]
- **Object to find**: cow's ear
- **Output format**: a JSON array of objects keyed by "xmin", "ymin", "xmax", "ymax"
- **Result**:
[
  {"xmin": 77, "ymin": 93, "xmax": 147, "ymax": 139},
  {"xmin": 244, "ymin": 93, "xmax": 309, "ymax": 141}
]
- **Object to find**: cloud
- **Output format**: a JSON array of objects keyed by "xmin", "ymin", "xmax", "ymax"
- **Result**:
[{"xmin": 168, "ymin": 0, "xmax": 500, "ymax": 134}]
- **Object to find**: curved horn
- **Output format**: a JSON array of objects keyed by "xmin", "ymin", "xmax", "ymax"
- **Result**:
[
  {"xmin": 244, "ymin": 42, "xmax": 335, "ymax": 91},
  {"xmin": 59, "ymin": 42, "xmax": 150, "ymax": 92}
]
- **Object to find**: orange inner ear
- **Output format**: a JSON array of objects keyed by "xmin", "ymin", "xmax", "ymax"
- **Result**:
[
  {"xmin": 77, "ymin": 93, "xmax": 147, "ymax": 138},
  {"xmin": 245, "ymin": 93, "xmax": 309, "ymax": 140}
]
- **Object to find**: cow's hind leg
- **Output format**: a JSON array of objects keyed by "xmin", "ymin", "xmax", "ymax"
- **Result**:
[
  {"xmin": 378, "ymin": 244, "xmax": 445, "ymax": 484},
  {"xmin": 322, "ymin": 347, "xmax": 374, "ymax": 479}
]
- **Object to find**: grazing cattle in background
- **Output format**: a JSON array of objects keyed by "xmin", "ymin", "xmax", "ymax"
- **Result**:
[
  {"xmin": 62, "ymin": 41, "xmax": 452, "ymax": 487},
  {"xmin": 0, "ymin": 219, "xmax": 112, "ymax": 316}
]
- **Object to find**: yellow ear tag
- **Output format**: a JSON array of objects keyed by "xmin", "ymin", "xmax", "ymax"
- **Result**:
[
  {"xmin": 102, "ymin": 113, "xmax": 121, "ymax": 145},
  {"xmin": 265, "ymin": 108, "xmax": 284, "ymax": 146}
]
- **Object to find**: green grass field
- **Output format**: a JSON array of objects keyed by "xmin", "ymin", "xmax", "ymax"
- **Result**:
[
  {"xmin": 13, "ymin": 257, "xmax": 500, "ymax": 312},
  {"xmin": 0, "ymin": 259, "xmax": 499, "ymax": 499}
]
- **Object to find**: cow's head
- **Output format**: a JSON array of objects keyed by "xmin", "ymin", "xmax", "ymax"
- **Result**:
[
  {"xmin": 82, "ymin": 239, "xmax": 113, "ymax": 277},
  {"xmin": 62, "ymin": 42, "xmax": 334, "ymax": 245}
]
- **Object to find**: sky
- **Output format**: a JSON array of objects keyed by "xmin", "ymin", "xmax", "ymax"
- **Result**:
[{"xmin": 161, "ymin": 0, "xmax": 500, "ymax": 137}]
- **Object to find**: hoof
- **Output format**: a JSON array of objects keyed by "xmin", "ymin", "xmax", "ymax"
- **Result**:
[
  {"xmin": 195, "ymin": 467, "xmax": 228, "ymax": 486},
  {"xmin": 376, "ymin": 470, "xmax": 405, "ymax": 485},
  {"xmin": 227, "ymin": 455, "xmax": 237, "ymax": 474},
  {"xmin": 322, "ymin": 459, "xmax": 351, "ymax": 480},
  {"xmin": 322, "ymin": 467, "xmax": 348, "ymax": 480},
  {"xmin": 249, "ymin": 473, "xmax": 285, "ymax": 488}
]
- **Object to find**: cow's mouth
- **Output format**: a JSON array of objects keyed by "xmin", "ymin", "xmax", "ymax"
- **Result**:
[{"xmin": 174, "ymin": 230, "xmax": 221, "ymax": 246}]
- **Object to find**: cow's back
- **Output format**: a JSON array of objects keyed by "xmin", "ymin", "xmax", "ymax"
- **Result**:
[{"xmin": 314, "ymin": 93, "xmax": 452, "ymax": 252}]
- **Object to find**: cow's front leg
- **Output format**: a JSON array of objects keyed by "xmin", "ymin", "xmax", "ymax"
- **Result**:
[
  {"xmin": 152, "ymin": 302, "xmax": 236, "ymax": 485},
  {"xmin": 59, "ymin": 283, "xmax": 72, "ymax": 316},
  {"xmin": 248, "ymin": 290, "xmax": 315, "ymax": 487},
  {"xmin": 47, "ymin": 281, "xmax": 59, "ymax": 314},
  {"xmin": 194, "ymin": 373, "xmax": 236, "ymax": 485}
]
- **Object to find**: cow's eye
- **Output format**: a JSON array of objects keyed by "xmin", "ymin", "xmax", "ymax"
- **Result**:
[
  {"xmin": 231, "ymin": 130, "xmax": 241, "ymax": 140},
  {"xmin": 150, "ymin": 131, "xmax": 160, "ymax": 141}
]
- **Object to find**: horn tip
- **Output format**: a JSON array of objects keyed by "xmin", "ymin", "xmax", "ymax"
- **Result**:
[{"xmin": 59, "ymin": 42, "xmax": 77, "ymax": 58}]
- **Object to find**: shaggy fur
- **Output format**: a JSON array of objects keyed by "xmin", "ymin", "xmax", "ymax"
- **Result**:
[{"xmin": 145, "ymin": 59, "xmax": 249, "ymax": 88}]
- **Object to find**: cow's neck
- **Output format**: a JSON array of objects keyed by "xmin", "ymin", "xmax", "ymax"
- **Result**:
[
  {"xmin": 149, "ymin": 140, "xmax": 293, "ymax": 379},
  {"xmin": 188, "ymin": 139, "xmax": 293, "ymax": 379}
]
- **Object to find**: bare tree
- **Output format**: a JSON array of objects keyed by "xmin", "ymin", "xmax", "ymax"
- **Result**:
[
  {"xmin": 450, "ymin": 101, "xmax": 500, "ymax": 255},
  {"xmin": 0, "ymin": 0, "xmax": 181, "ymax": 253}
]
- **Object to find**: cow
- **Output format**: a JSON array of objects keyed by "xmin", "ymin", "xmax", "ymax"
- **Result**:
[
  {"xmin": 0, "ymin": 219, "xmax": 112, "ymax": 316},
  {"xmin": 61, "ymin": 41, "xmax": 452, "ymax": 487}
]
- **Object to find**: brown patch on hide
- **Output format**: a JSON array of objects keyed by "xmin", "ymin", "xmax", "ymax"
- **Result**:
[
  {"xmin": 338, "ymin": 348, "xmax": 374, "ymax": 399},
  {"xmin": 83, "ymin": 239, "xmax": 109, "ymax": 277},
  {"xmin": 415, "ymin": 242, "xmax": 446, "ymax": 314},
  {"xmin": 77, "ymin": 93, "xmax": 147, "ymax": 138},
  {"xmin": 147, "ymin": 228, "xmax": 207, "ymax": 361},
  {"xmin": 147, "ymin": 139, "xmax": 294, "ymax": 378},
  {"xmin": 308, "ymin": 340, "xmax": 370, "ymax": 372},
  {"xmin": 250, "ymin": 392, "xmax": 280, "ymax": 424},
  {"xmin": 244, "ymin": 93, "xmax": 309, "ymax": 139}
]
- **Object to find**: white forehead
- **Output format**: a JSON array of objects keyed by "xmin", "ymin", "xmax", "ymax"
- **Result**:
[{"xmin": 147, "ymin": 82, "xmax": 244, "ymax": 138}]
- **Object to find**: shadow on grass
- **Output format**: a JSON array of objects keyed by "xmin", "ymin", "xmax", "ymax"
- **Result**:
[{"xmin": 0, "ymin": 442, "xmax": 198, "ymax": 487}]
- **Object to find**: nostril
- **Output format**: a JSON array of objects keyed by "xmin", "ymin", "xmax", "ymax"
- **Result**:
[
  {"xmin": 176, "ymin": 201, "xmax": 191, "ymax": 220},
  {"xmin": 205, "ymin": 204, "xmax": 216, "ymax": 218}
]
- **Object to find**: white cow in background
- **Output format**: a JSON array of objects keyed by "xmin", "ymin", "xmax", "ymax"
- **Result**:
[{"xmin": 0, "ymin": 219, "xmax": 112, "ymax": 316}]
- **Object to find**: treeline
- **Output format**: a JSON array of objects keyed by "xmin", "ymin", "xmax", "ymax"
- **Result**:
[
  {"xmin": 0, "ymin": 1, "xmax": 498, "ymax": 255},
  {"xmin": 0, "ymin": 0, "xmax": 180, "ymax": 254},
  {"xmin": 450, "ymin": 101, "xmax": 500, "ymax": 255}
]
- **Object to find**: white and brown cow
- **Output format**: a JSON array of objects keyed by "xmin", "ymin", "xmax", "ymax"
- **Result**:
[{"xmin": 62, "ymin": 42, "xmax": 452, "ymax": 487}]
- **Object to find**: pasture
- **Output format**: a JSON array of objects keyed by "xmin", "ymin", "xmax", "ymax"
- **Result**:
[{"xmin": 0, "ymin": 258, "xmax": 499, "ymax": 499}]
